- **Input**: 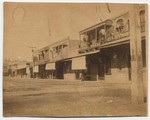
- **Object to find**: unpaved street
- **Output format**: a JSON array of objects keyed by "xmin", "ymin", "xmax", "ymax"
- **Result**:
[{"xmin": 3, "ymin": 77, "xmax": 147, "ymax": 117}]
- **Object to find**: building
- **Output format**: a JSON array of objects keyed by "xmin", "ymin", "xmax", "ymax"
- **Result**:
[
  {"xmin": 32, "ymin": 5, "xmax": 147, "ymax": 84},
  {"xmin": 77, "ymin": 5, "xmax": 147, "ymax": 83},
  {"xmin": 8, "ymin": 63, "xmax": 18, "ymax": 77},
  {"xmin": 32, "ymin": 37, "xmax": 80, "ymax": 79},
  {"xmin": 16, "ymin": 62, "xmax": 33, "ymax": 78}
]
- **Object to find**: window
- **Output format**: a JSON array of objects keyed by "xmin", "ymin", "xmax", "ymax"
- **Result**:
[
  {"xmin": 116, "ymin": 19, "xmax": 124, "ymax": 33},
  {"xmin": 140, "ymin": 10, "xmax": 145, "ymax": 32},
  {"xmin": 142, "ymin": 39, "xmax": 146, "ymax": 67}
]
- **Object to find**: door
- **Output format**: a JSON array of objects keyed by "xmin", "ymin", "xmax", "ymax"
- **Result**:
[
  {"xmin": 56, "ymin": 62, "xmax": 64, "ymax": 79},
  {"xmin": 98, "ymin": 56, "xmax": 105, "ymax": 80},
  {"xmin": 86, "ymin": 54, "xmax": 98, "ymax": 81}
]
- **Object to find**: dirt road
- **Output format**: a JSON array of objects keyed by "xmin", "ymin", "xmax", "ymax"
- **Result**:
[{"xmin": 3, "ymin": 77, "xmax": 147, "ymax": 117}]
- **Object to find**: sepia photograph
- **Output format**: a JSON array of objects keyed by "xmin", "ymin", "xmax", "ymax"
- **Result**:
[{"xmin": 3, "ymin": 2, "xmax": 148, "ymax": 117}]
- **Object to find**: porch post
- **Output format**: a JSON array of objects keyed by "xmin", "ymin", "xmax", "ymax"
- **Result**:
[{"xmin": 129, "ymin": 4, "xmax": 145, "ymax": 104}]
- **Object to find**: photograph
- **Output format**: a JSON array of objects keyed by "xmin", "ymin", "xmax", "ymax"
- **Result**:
[{"xmin": 3, "ymin": 2, "xmax": 148, "ymax": 117}]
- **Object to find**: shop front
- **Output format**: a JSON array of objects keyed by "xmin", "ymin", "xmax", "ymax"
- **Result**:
[
  {"xmin": 100, "ymin": 43, "xmax": 131, "ymax": 83},
  {"xmin": 72, "ymin": 56, "xmax": 87, "ymax": 80},
  {"xmin": 78, "ymin": 43, "xmax": 131, "ymax": 82}
]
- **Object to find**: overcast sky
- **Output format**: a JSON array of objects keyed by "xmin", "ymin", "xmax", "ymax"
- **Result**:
[{"xmin": 4, "ymin": 2, "xmax": 133, "ymax": 61}]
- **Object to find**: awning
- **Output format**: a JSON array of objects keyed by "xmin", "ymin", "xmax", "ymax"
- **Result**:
[
  {"xmin": 46, "ymin": 63, "xmax": 55, "ymax": 70},
  {"xmin": 72, "ymin": 56, "xmax": 86, "ymax": 70},
  {"xmin": 26, "ymin": 67, "xmax": 30, "ymax": 74},
  {"xmin": 33, "ymin": 66, "xmax": 39, "ymax": 73},
  {"xmin": 17, "ymin": 64, "xmax": 26, "ymax": 69}
]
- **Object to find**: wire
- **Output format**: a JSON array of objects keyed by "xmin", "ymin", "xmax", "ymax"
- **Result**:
[{"xmin": 106, "ymin": 3, "xmax": 111, "ymax": 13}]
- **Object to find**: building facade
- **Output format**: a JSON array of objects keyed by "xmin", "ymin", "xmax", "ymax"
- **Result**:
[
  {"xmin": 32, "ymin": 37, "xmax": 80, "ymax": 79},
  {"xmin": 77, "ymin": 5, "xmax": 146, "ymax": 83},
  {"xmin": 31, "ymin": 5, "xmax": 147, "ymax": 86}
]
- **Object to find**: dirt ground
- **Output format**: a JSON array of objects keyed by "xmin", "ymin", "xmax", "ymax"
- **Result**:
[{"xmin": 3, "ymin": 77, "xmax": 147, "ymax": 117}]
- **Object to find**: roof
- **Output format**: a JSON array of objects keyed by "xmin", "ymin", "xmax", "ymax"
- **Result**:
[
  {"xmin": 79, "ymin": 20, "xmax": 112, "ymax": 34},
  {"xmin": 33, "ymin": 37, "xmax": 70, "ymax": 54},
  {"xmin": 79, "ymin": 11, "xmax": 129, "ymax": 34}
]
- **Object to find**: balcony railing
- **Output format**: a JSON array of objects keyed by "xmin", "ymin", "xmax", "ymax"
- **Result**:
[{"xmin": 79, "ymin": 30, "xmax": 130, "ymax": 54}]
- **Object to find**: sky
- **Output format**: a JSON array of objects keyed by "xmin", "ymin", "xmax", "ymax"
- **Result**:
[{"xmin": 3, "ymin": 2, "xmax": 133, "ymax": 61}]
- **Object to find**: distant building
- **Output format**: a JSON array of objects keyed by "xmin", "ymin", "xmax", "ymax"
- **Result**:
[
  {"xmin": 8, "ymin": 63, "xmax": 18, "ymax": 77},
  {"xmin": 16, "ymin": 62, "xmax": 32, "ymax": 78}
]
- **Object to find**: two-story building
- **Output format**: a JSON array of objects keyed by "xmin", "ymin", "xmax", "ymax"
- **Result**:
[
  {"xmin": 76, "ymin": 5, "xmax": 146, "ymax": 83},
  {"xmin": 32, "ymin": 37, "xmax": 80, "ymax": 79},
  {"xmin": 32, "ymin": 5, "xmax": 147, "ymax": 84}
]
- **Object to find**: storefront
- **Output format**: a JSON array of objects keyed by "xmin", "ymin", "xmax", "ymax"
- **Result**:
[
  {"xmin": 39, "ymin": 64, "xmax": 46, "ymax": 79},
  {"xmin": 77, "ymin": 43, "xmax": 131, "ymax": 82},
  {"xmin": 72, "ymin": 56, "xmax": 87, "ymax": 80},
  {"xmin": 55, "ymin": 60, "xmax": 73, "ymax": 80},
  {"xmin": 100, "ymin": 43, "xmax": 131, "ymax": 82}
]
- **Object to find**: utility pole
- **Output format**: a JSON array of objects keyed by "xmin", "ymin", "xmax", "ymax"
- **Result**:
[
  {"xmin": 129, "ymin": 4, "xmax": 145, "ymax": 104},
  {"xmin": 29, "ymin": 46, "xmax": 36, "ymax": 79}
]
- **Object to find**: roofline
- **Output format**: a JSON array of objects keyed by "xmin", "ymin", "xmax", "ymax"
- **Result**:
[
  {"xmin": 33, "ymin": 37, "xmax": 80, "ymax": 54},
  {"xmin": 33, "ymin": 36, "xmax": 70, "ymax": 54},
  {"xmin": 79, "ymin": 11, "xmax": 129, "ymax": 34}
]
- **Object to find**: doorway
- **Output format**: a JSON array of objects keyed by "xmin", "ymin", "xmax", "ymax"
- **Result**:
[{"xmin": 56, "ymin": 61, "xmax": 64, "ymax": 79}]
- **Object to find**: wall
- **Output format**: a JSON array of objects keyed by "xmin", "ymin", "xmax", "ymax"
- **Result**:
[
  {"xmin": 64, "ymin": 73, "xmax": 76, "ymax": 80},
  {"xmin": 105, "ymin": 68, "xmax": 130, "ymax": 83}
]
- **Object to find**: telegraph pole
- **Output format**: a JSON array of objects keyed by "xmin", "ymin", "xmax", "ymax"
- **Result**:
[
  {"xmin": 129, "ymin": 4, "xmax": 145, "ymax": 104},
  {"xmin": 29, "ymin": 46, "xmax": 36, "ymax": 78}
]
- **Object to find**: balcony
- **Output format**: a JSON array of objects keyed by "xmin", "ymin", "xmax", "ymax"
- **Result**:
[
  {"xmin": 79, "ymin": 28, "xmax": 130, "ymax": 54},
  {"xmin": 79, "ymin": 12, "xmax": 130, "ymax": 54}
]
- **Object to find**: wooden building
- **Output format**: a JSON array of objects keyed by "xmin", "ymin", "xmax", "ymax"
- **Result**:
[
  {"xmin": 31, "ymin": 4, "xmax": 147, "ymax": 90},
  {"xmin": 77, "ymin": 5, "xmax": 146, "ymax": 83},
  {"xmin": 32, "ymin": 37, "xmax": 79, "ymax": 79}
]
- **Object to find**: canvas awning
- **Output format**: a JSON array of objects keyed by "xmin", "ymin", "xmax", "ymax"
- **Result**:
[
  {"xmin": 46, "ymin": 63, "xmax": 55, "ymax": 70},
  {"xmin": 17, "ymin": 64, "xmax": 26, "ymax": 70},
  {"xmin": 33, "ymin": 66, "xmax": 39, "ymax": 73},
  {"xmin": 26, "ymin": 67, "xmax": 30, "ymax": 74},
  {"xmin": 72, "ymin": 56, "xmax": 86, "ymax": 70}
]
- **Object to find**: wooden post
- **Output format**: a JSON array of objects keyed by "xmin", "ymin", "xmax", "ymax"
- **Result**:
[
  {"xmin": 129, "ymin": 4, "xmax": 145, "ymax": 104},
  {"xmin": 95, "ymin": 28, "xmax": 97, "ymax": 42},
  {"xmin": 144, "ymin": 5, "xmax": 148, "ymax": 100}
]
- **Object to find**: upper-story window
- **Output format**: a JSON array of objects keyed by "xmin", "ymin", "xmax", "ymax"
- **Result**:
[
  {"xmin": 33, "ymin": 55, "xmax": 38, "ymax": 63},
  {"xmin": 81, "ymin": 34, "xmax": 89, "ymax": 48},
  {"xmin": 98, "ymin": 27, "xmax": 106, "ymax": 44},
  {"xmin": 87, "ymin": 29, "xmax": 96, "ymax": 45},
  {"xmin": 39, "ymin": 51, "xmax": 44, "ymax": 60},
  {"xmin": 44, "ymin": 49, "xmax": 49, "ymax": 60},
  {"xmin": 62, "ymin": 44, "xmax": 68, "ymax": 48},
  {"xmin": 140, "ymin": 10, "xmax": 145, "ymax": 32},
  {"xmin": 116, "ymin": 19, "xmax": 124, "ymax": 33}
]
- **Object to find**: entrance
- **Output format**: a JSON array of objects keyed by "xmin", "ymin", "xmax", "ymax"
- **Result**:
[
  {"xmin": 86, "ymin": 53, "xmax": 99, "ymax": 81},
  {"xmin": 98, "ymin": 55, "xmax": 105, "ymax": 80},
  {"xmin": 39, "ymin": 64, "xmax": 46, "ymax": 79},
  {"xmin": 86, "ymin": 52, "xmax": 112, "ymax": 81},
  {"xmin": 100, "ymin": 43, "xmax": 131, "ymax": 82},
  {"xmin": 56, "ymin": 61, "xmax": 64, "ymax": 79}
]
